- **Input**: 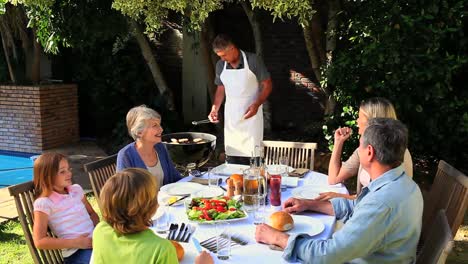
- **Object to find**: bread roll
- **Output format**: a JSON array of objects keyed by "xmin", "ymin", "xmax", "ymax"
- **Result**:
[{"xmin": 270, "ymin": 211, "xmax": 294, "ymax": 231}]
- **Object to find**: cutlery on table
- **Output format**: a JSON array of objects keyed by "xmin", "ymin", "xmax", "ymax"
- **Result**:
[
  {"xmin": 167, "ymin": 223, "xmax": 178, "ymax": 240},
  {"xmin": 182, "ymin": 225, "xmax": 195, "ymax": 242},
  {"xmin": 174, "ymin": 223, "xmax": 186, "ymax": 241},
  {"xmin": 168, "ymin": 194, "xmax": 190, "ymax": 206},
  {"xmin": 192, "ymin": 237, "xmax": 203, "ymax": 253}
]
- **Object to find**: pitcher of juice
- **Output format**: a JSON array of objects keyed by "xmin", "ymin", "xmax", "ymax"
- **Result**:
[{"xmin": 243, "ymin": 168, "xmax": 260, "ymax": 212}]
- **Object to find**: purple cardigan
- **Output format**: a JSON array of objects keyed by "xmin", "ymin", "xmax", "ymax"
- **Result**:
[{"xmin": 116, "ymin": 142, "xmax": 182, "ymax": 185}]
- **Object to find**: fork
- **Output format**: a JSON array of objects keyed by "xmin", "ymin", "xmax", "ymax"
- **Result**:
[
  {"xmin": 182, "ymin": 225, "xmax": 196, "ymax": 242},
  {"xmin": 174, "ymin": 223, "xmax": 186, "ymax": 241},
  {"xmin": 200, "ymin": 236, "xmax": 232, "ymax": 253},
  {"xmin": 166, "ymin": 223, "xmax": 178, "ymax": 240}
]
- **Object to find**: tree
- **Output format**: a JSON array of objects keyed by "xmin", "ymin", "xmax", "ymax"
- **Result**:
[
  {"xmin": 112, "ymin": 0, "xmax": 224, "ymax": 111},
  {"xmin": 250, "ymin": 0, "xmax": 340, "ymax": 115},
  {"xmin": 0, "ymin": 2, "xmax": 43, "ymax": 83}
]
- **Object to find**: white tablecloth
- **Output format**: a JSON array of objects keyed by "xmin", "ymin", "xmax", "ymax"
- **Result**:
[{"xmin": 155, "ymin": 170, "xmax": 348, "ymax": 264}]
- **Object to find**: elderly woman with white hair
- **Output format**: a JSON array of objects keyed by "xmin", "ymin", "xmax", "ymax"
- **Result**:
[{"xmin": 116, "ymin": 105, "xmax": 182, "ymax": 187}]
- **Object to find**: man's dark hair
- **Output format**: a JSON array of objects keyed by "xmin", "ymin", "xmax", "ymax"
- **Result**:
[
  {"xmin": 212, "ymin": 34, "xmax": 234, "ymax": 51},
  {"xmin": 362, "ymin": 118, "xmax": 408, "ymax": 167}
]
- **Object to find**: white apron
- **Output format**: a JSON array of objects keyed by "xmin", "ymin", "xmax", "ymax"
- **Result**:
[{"xmin": 220, "ymin": 50, "xmax": 263, "ymax": 157}]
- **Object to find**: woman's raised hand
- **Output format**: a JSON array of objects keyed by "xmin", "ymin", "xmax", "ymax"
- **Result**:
[{"xmin": 334, "ymin": 127, "xmax": 352, "ymax": 143}]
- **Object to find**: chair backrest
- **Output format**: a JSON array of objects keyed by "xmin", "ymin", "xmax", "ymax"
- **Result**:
[
  {"xmin": 8, "ymin": 181, "xmax": 63, "ymax": 264},
  {"xmin": 416, "ymin": 209, "xmax": 454, "ymax": 264},
  {"xmin": 422, "ymin": 160, "xmax": 468, "ymax": 241},
  {"xmin": 83, "ymin": 154, "xmax": 117, "ymax": 209},
  {"xmin": 261, "ymin": 140, "xmax": 317, "ymax": 170}
]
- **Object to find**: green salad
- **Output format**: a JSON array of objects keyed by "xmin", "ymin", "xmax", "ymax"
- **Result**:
[{"xmin": 186, "ymin": 196, "xmax": 246, "ymax": 222}]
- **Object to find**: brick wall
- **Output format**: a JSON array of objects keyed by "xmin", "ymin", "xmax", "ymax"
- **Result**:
[
  {"xmin": 0, "ymin": 84, "xmax": 79, "ymax": 153},
  {"xmin": 260, "ymin": 15, "xmax": 325, "ymax": 129}
]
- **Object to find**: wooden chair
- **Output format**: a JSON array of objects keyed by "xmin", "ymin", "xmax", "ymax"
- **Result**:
[
  {"xmin": 421, "ymin": 160, "xmax": 468, "ymax": 242},
  {"xmin": 8, "ymin": 181, "xmax": 63, "ymax": 264},
  {"xmin": 416, "ymin": 209, "xmax": 454, "ymax": 264},
  {"xmin": 261, "ymin": 140, "xmax": 317, "ymax": 170},
  {"xmin": 83, "ymin": 154, "xmax": 117, "ymax": 209}
]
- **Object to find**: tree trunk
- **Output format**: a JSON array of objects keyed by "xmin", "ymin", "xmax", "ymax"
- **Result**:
[
  {"xmin": 200, "ymin": 18, "xmax": 217, "ymax": 104},
  {"xmin": 31, "ymin": 30, "xmax": 41, "ymax": 83},
  {"xmin": 323, "ymin": 0, "xmax": 340, "ymax": 115},
  {"xmin": 241, "ymin": 1, "xmax": 272, "ymax": 133},
  {"xmin": 1, "ymin": 31, "xmax": 16, "ymax": 83},
  {"xmin": 130, "ymin": 20, "xmax": 175, "ymax": 111},
  {"xmin": 310, "ymin": 10, "xmax": 326, "ymax": 65},
  {"xmin": 241, "ymin": 1, "xmax": 263, "ymax": 59},
  {"xmin": 302, "ymin": 23, "xmax": 322, "ymax": 82}
]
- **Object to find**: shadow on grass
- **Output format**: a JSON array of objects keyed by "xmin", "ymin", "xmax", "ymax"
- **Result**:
[{"xmin": 0, "ymin": 231, "xmax": 25, "ymax": 244}]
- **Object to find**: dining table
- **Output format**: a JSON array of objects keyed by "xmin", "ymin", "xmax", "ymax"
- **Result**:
[{"xmin": 154, "ymin": 166, "xmax": 349, "ymax": 264}]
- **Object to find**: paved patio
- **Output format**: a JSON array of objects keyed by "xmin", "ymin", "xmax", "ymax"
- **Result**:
[{"xmin": 0, "ymin": 141, "xmax": 107, "ymax": 223}]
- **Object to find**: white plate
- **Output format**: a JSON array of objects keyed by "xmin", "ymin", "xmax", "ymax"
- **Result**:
[
  {"xmin": 160, "ymin": 182, "xmax": 205, "ymax": 196},
  {"xmin": 160, "ymin": 196, "xmax": 185, "ymax": 206},
  {"xmin": 213, "ymin": 164, "xmax": 250, "ymax": 176},
  {"xmin": 288, "ymin": 215, "xmax": 325, "ymax": 237},
  {"xmin": 192, "ymin": 187, "xmax": 224, "ymax": 198},
  {"xmin": 291, "ymin": 185, "xmax": 337, "ymax": 200},
  {"xmin": 266, "ymin": 164, "xmax": 295, "ymax": 173}
]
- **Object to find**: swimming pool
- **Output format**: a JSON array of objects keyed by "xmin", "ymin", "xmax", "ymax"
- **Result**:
[{"xmin": 0, "ymin": 153, "xmax": 36, "ymax": 187}]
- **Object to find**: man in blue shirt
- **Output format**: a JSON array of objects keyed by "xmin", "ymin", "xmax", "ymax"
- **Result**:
[{"xmin": 255, "ymin": 118, "xmax": 423, "ymax": 263}]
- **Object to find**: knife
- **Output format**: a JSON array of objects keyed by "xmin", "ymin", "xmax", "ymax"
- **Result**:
[
  {"xmin": 168, "ymin": 194, "xmax": 190, "ymax": 206},
  {"xmin": 192, "ymin": 237, "xmax": 203, "ymax": 253}
]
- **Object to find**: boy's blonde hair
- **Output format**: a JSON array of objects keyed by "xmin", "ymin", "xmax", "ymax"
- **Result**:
[
  {"xmin": 100, "ymin": 168, "xmax": 159, "ymax": 234},
  {"xmin": 360, "ymin": 97, "xmax": 397, "ymax": 120},
  {"xmin": 33, "ymin": 152, "xmax": 66, "ymax": 199}
]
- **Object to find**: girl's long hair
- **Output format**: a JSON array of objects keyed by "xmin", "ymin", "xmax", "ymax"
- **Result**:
[{"xmin": 33, "ymin": 152, "xmax": 66, "ymax": 199}]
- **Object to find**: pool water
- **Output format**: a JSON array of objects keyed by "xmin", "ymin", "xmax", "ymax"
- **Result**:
[{"xmin": 0, "ymin": 154, "xmax": 35, "ymax": 187}]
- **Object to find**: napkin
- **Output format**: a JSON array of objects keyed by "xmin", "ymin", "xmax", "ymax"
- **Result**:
[
  {"xmin": 288, "ymin": 168, "xmax": 309, "ymax": 178},
  {"xmin": 282, "ymin": 177, "xmax": 299, "ymax": 188},
  {"xmin": 189, "ymin": 178, "xmax": 222, "ymax": 186}
]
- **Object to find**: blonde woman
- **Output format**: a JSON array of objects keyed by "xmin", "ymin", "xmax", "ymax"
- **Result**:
[
  {"xmin": 116, "ymin": 105, "xmax": 181, "ymax": 187},
  {"xmin": 93, "ymin": 168, "xmax": 213, "ymax": 264},
  {"xmin": 318, "ymin": 97, "xmax": 413, "ymax": 200}
]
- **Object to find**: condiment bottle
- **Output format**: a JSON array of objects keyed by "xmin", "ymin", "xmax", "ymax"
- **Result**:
[
  {"xmin": 226, "ymin": 179, "xmax": 235, "ymax": 197},
  {"xmin": 234, "ymin": 180, "xmax": 242, "ymax": 196}
]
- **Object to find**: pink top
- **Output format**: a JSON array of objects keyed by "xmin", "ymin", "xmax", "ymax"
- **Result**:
[{"xmin": 33, "ymin": 184, "xmax": 94, "ymax": 257}]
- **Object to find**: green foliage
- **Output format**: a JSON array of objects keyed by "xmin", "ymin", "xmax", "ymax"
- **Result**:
[
  {"xmin": 324, "ymin": 0, "xmax": 468, "ymax": 168},
  {"xmin": 0, "ymin": 0, "xmax": 6, "ymax": 14},
  {"xmin": 323, "ymin": 105, "xmax": 359, "ymax": 159},
  {"xmin": 112, "ymin": 0, "xmax": 223, "ymax": 33},
  {"xmin": 7, "ymin": 0, "xmax": 67, "ymax": 54},
  {"xmin": 250, "ymin": 0, "xmax": 314, "ymax": 26}
]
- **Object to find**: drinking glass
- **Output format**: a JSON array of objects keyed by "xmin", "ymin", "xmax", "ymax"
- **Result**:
[
  {"xmin": 154, "ymin": 205, "xmax": 170, "ymax": 234},
  {"xmin": 206, "ymin": 167, "xmax": 216, "ymax": 189},
  {"xmin": 269, "ymin": 176, "xmax": 282, "ymax": 206},
  {"xmin": 279, "ymin": 156, "xmax": 290, "ymax": 176},
  {"xmin": 216, "ymin": 222, "xmax": 231, "ymax": 260},
  {"xmin": 253, "ymin": 195, "xmax": 266, "ymax": 225},
  {"xmin": 243, "ymin": 168, "xmax": 260, "ymax": 212}
]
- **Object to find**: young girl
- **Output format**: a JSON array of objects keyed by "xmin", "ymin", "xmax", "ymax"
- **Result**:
[
  {"xmin": 93, "ymin": 168, "xmax": 213, "ymax": 264},
  {"xmin": 32, "ymin": 152, "xmax": 99, "ymax": 264}
]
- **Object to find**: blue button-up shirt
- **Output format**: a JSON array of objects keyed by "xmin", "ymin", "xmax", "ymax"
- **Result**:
[{"xmin": 283, "ymin": 166, "xmax": 423, "ymax": 264}]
